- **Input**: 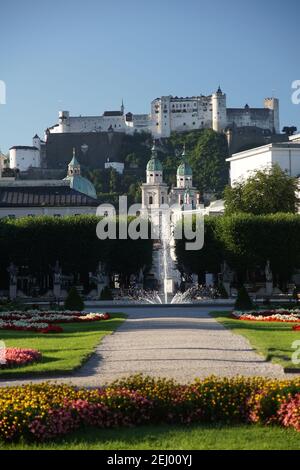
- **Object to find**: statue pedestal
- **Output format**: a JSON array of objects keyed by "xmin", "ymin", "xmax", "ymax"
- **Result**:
[
  {"xmin": 266, "ymin": 281, "xmax": 273, "ymax": 297},
  {"xmin": 9, "ymin": 284, "xmax": 17, "ymax": 300},
  {"xmin": 53, "ymin": 283, "xmax": 61, "ymax": 300},
  {"xmin": 223, "ymin": 281, "xmax": 231, "ymax": 297},
  {"xmin": 205, "ymin": 273, "xmax": 214, "ymax": 287}
]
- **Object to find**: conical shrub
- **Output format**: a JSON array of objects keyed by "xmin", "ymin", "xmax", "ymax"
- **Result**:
[
  {"xmin": 234, "ymin": 285, "xmax": 254, "ymax": 310},
  {"xmin": 64, "ymin": 287, "xmax": 84, "ymax": 311}
]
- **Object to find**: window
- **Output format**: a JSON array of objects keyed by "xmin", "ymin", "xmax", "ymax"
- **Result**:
[
  {"xmin": 162, "ymin": 196, "xmax": 165, "ymax": 204},
  {"xmin": 149, "ymin": 196, "xmax": 153, "ymax": 205}
]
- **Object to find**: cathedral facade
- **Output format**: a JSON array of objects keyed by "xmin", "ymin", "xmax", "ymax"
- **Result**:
[{"xmin": 141, "ymin": 143, "xmax": 199, "ymax": 211}]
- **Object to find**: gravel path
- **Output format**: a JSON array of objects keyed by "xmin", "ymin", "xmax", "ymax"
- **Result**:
[{"xmin": 0, "ymin": 306, "xmax": 296, "ymax": 387}]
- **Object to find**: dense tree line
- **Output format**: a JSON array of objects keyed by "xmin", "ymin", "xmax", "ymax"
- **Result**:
[
  {"xmin": 175, "ymin": 214, "xmax": 300, "ymax": 286},
  {"xmin": 83, "ymin": 129, "xmax": 230, "ymax": 203},
  {"xmin": 0, "ymin": 216, "xmax": 153, "ymax": 288}
]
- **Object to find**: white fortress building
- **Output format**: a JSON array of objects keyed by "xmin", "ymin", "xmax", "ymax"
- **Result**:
[
  {"xmin": 47, "ymin": 88, "xmax": 280, "ymax": 139},
  {"xmin": 9, "ymin": 135, "xmax": 46, "ymax": 172}
]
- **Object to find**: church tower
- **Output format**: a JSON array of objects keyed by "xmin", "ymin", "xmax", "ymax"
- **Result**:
[
  {"xmin": 67, "ymin": 148, "xmax": 81, "ymax": 176},
  {"xmin": 176, "ymin": 145, "xmax": 193, "ymax": 189},
  {"xmin": 169, "ymin": 145, "xmax": 199, "ymax": 208},
  {"xmin": 212, "ymin": 86, "xmax": 227, "ymax": 132},
  {"xmin": 141, "ymin": 141, "xmax": 168, "ymax": 209}
]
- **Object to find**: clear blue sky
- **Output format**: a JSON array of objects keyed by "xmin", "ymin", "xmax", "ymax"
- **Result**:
[{"xmin": 0, "ymin": 0, "xmax": 299, "ymax": 153}]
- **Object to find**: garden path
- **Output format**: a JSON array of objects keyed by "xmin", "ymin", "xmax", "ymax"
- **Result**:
[{"xmin": 0, "ymin": 306, "xmax": 293, "ymax": 387}]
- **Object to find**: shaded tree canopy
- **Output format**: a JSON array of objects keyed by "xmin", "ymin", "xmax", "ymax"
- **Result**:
[{"xmin": 224, "ymin": 164, "xmax": 298, "ymax": 215}]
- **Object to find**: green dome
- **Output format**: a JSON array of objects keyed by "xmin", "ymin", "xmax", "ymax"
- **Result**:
[
  {"xmin": 147, "ymin": 158, "xmax": 163, "ymax": 172},
  {"xmin": 65, "ymin": 174, "xmax": 97, "ymax": 199},
  {"xmin": 177, "ymin": 161, "xmax": 193, "ymax": 177}
]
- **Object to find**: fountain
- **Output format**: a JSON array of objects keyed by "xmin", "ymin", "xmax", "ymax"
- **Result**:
[{"xmin": 115, "ymin": 208, "xmax": 218, "ymax": 305}]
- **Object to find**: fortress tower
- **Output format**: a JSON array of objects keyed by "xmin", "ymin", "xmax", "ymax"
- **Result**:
[
  {"xmin": 264, "ymin": 97, "xmax": 280, "ymax": 134},
  {"xmin": 212, "ymin": 86, "xmax": 227, "ymax": 132}
]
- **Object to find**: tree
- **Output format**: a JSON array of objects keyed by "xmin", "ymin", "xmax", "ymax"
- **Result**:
[
  {"xmin": 64, "ymin": 287, "xmax": 85, "ymax": 311},
  {"xmin": 282, "ymin": 126, "xmax": 297, "ymax": 136},
  {"xmin": 175, "ymin": 213, "xmax": 300, "ymax": 286},
  {"xmin": 234, "ymin": 286, "xmax": 254, "ymax": 310},
  {"xmin": 188, "ymin": 129, "xmax": 229, "ymax": 197},
  {"xmin": 224, "ymin": 165, "xmax": 298, "ymax": 215}
]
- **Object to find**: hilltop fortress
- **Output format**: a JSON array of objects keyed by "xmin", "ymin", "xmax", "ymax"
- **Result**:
[
  {"xmin": 47, "ymin": 88, "xmax": 280, "ymax": 138},
  {"xmin": 8, "ymin": 88, "xmax": 282, "ymax": 173}
]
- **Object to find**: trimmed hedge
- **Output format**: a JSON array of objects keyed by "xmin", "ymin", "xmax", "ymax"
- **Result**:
[
  {"xmin": 176, "ymin": 213, "xmax": 300, "ymax": 283},
  {"xmin": 234, "ymin": 286, "xmax": 254, "ymax": 310},
  {"xmin": 0, "ymin": 216, "xmax": 152, "ymax": 287},
  {"xmin": 64, "ymin": 287, "xmax": 85, "ymax": 311}
]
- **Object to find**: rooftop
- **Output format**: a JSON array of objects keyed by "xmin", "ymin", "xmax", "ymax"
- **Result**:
[
  {"xmin": 9, "ymin": 146, "xmax": 39, "ymax": 151},
  {"xmin": 103, "ymin": 111, "xmax": 123, "ymax": 117},
  {"xmin": 0, "ymin": 186, "xmax": 99, "ymax": 208},
  {"xmin": 227, "ymin": 142, "xmax": 300, "ymax": 161}
]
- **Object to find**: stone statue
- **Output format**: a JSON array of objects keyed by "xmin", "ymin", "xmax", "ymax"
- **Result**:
[
  {"xmin": 96, "ymin": 262, "xmax": 106, "ymax": 284},
  {"xmin": 265, "ymin": 260, "xmax": 273, "ymax": 282},
  {"xmin": 7, "ymin": 262, "xmax": 18, "ymax": 285},
  {"xmin": 138, "ymin": 269, "xmax": 144, "ymax": 284},
  {"xmin": 221, "ymin": 261, "xmax": 231, "ymax": 283},
  {"xmin": 53, "ymin": 260, "xmax": 62, "ymax": 284}
]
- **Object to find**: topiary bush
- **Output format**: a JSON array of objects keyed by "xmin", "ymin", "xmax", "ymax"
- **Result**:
[
  {"xmin": 100, "ymin": 286, "xmax": 113, "ymax": 301},
  {"xmin": 234, "ymin": 285, "xmax": 254, "ymax": 311},
  {"xmin": 64, "ymin": 287, "xmax": 84, "ymax": 311},
  {"xmin": 218, "ymin": 283, "xmax": 229, "ymax": 299}
]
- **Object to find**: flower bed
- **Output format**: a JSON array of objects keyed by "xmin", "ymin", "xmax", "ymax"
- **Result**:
[
  {"xmin": 232, "ymin": 309, "xmax": 300, "ymax": 323},
  {"xmin": 1, "ymin": 348, "xmax": 41, "ymax": 369},
  {"xmin": 0, "ymin": 311, "xmax": 110, "ymax": 333},
  {"xmin": 1, "ymin": 375, "xmax": 300, "ymax": 442}
]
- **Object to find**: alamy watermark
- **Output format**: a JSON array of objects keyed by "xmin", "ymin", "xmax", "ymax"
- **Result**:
[
  {"xmin": 291, "ymin": 80, "xmax": 300, "ymax": 105},
  {"xmin": 0, "ymin": 81, "xmax": 6, "ymax": 105},
  {"xmin": 0, "ymin": 340, "xmax": 6, "ymax": 365},
  {"xmin": 291, "ymin": 340, "xmax": 300, "ymax": 365},
  {"xmin": 95, "ymin": 196, "xmax": 204, "ymax": 251}
]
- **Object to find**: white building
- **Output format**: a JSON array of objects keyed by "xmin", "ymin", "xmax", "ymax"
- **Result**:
[
  {"xmin": 0, "ymin": 151, "xmax": 99, "ymax": 218},
  {"xmin": 289, "ymin": 133, "xmax": 300, "ymax": 143},
  {"xmin": 227, "ymin": 142, "xmax": 300, "ymax": 186},
  {"xmin": 46, "ymin": 89, "xmax": 280, "ymax": 139},
  {"xmin": 9, "ymin": 135, "xmax": 45, "ymax": 171},
  {"xmin": 104, "ymin": 159, "xmax": 125, "ymax": 175}
]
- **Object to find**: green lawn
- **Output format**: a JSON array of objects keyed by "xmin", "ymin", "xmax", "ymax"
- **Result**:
[
  {"xmin": 0, "ymin": 313, "xmax": 125, "ymax": 377},
  {"xmin": 210, "ymin": 311, "xmax": 300, "ymax": 371},
  {"xmin": 0, "ymin": 424, "xmax": 299, "ymax": 450}
]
